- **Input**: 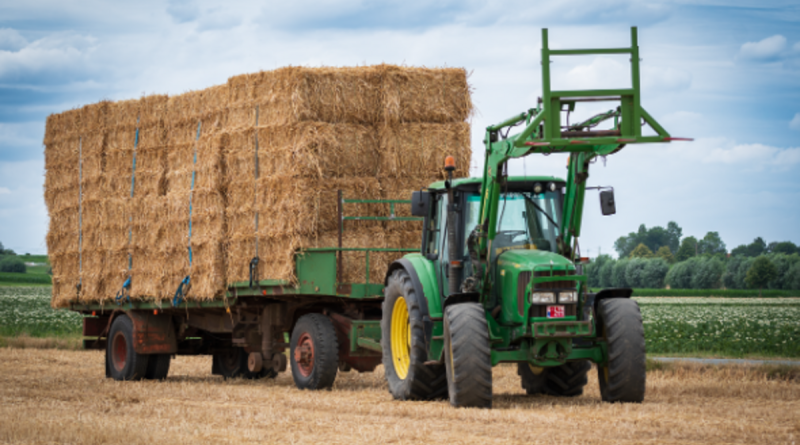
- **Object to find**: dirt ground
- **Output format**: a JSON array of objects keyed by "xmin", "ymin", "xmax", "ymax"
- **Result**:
[{"xmin": 0, "ymin": 348, "xmax": 797, "ymax": 444}]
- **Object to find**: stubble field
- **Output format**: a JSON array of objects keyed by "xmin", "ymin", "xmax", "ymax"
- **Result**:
[{"xmin": 0, "ymin": 348, "xmax": 798, "ymax": 444}]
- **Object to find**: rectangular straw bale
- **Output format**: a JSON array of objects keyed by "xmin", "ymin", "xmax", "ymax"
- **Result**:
[
  {"xmin": 134, "ymin": 147, "xmax": 167, "ymax": 197},
  {"xmin": 253, "ymin": 66, "xmax": 382, "ymax": 126},
  {"xmin": 227, "ymin": 73, "xmax": 256, "ymax": 129},
  {"xmin": 80, "ymin": 134, "xmax": 106, "ymax": 200},
  {"xmin": 188, "ymin": 191, "xmax": 226, "ymax": 299},
  {"xmin": 166, "ymin": 90, "xmax": 205, "ymax": 127},
  {"xmin": 78, "ymin": 249, "xmax": 104, "ymax": 303},
  {"xmin": 99, "ymin": 198, "xmax": 130, "ymax": 252},
  {"xmin": 255, "ymin": 123, "xmax": 380, "ymax": 178},
  {"xmin": 46, "ymin": 205, "xmax": 80, "ymax": 254},
  {"xmin": 225, "ymin": 128, "xmax": 255, "ymax": 180},
  {"xmin": 255, "ymin": 176, "xmax": 382, "ymax": 239},
  {"xmin": 106, "ymin": 99, "xmax": 140, "ymax": 130},
  {"xmin": 311, "ymin": 227, "xmax": 389, "ymax": 284},
  {"xmin": 254, "ymin": 235, "xmax": 301, "ymax": 283},
  {"xmin": 101, "ymin": 143, "xmax": 134, "ymax": 198},
  {"xmin": 80, "ymin": 101, "xmax": 109, "ymax": 134},
  {"xmin": 379, "ymin": 122, "xmax": 471, "ymax": 179},
  {"xmin": 43, "ymin": 108, "xmax": 81, "ymax": 145},
  {"xmin": 51, "ymin": 272, "xmax": 76, "ymax": 308},
  {"xmin": 382, "ymin": 65, "xmax": 473, "ymax": 124},
  {"xmin": 138, "ymin": 94, "xmax": 168, "ymax": 128},
  {"xmin": 100, "ymin": 248, "xmax": 130, "ymax": 302},
  {"xmin": 167, "ymin": 133, "xmax": 226, "ymax": 196},
  {"xmin": 80, "ymin": 198, "xmax": 104, "ymax": 249},
  {"xmin": 227, "ymin": 235, "xmax": 256, "ymax": 283}
]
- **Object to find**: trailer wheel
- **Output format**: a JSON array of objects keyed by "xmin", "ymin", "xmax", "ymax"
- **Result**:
[
  {"xmin": 518, "ymin": 361, "xmax": 590, "ymax": 396},
  {"xmin": 290, "ymin": 314, "xmax": 338, "ymax": 390},
  {"xmin": 106, "ymin": 315, "xmax": 149, "ymax": 381},
  {"xmin": 145, "ymin": 354, "xmax": 171, "ymax": 380},
  {"xmin": 213, "ymin": 348, "xmax": 276, "ymax": 380},
  {"xmin": 597, "ymin": 298, "xmax": 646, "ymax": 403},
  {"xmin": 444, "ymin": 303, "xmax": 492, "ymax": 408},
  {"xmin": 381, "ymin": 269, "xmax": 447, "ymax": 401}
]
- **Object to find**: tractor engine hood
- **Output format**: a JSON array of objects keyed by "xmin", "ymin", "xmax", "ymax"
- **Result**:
[{"xmin": 495, "ymin": 249, "xmax": 576, "ymax": 276}]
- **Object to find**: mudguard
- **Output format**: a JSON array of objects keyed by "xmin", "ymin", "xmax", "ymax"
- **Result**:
[{"xmin": 386, "ymin": 255, "xmax": 442, "ymax": 349}]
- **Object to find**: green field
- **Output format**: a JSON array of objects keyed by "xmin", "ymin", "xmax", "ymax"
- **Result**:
[
  {"xmin": 636, "ymin": 297, "xmax": 800, "ymax": 358},
  {"xmin": 0, "ymin": 287, "xmax": 797, "ymax": 358},
  {"xmin": 0, "ymin": 287, "xmax": 81, "ymax": 338},
  {"xmin": 631, "ymin": 288, "xmax": 800, "ymax": 298},
  {"xmin": 0, "ymin": 255, "xmax": 52, "ymax": 286}
]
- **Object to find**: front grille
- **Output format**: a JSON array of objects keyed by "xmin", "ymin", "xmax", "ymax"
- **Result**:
[
  {"xmin": 529, "ymin": 270, "xmax": 577, "ymax": 317},
  {"xmin": 517, "ymin": 272, "xmax": 531, "ymax": 317}
]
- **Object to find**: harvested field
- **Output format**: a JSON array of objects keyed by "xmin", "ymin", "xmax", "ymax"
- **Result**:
[{"xmin": 0, "ymin": 348, "xmax": 797, "ymax": 444}]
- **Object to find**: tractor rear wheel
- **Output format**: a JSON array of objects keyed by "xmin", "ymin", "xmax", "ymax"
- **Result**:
[
  {"xmin": 596, "ymin": 298, "xmax": 646, "ymax": 403},
  {"xmin": 382, "ymin": 269, "xmax": 447, "ymax": 400},
  {"xmin": 213, "ymin": 348, "xmax": 276, "ymax": 380},
  {"xmin": 106, "ymin": 315, "xmax": 149, "ymax": 381},
  {"xmin": 444, "ymin": 303, "xmax": 492, "ymax": 408},
  {"xmin": 518, "ymin": 361, "xmax": 590, "ymax": 396},
  {"xmin": 145, "ymin": 354, "xmax": 171, "ymax": 380},
  {"xmin": 290, "ymin": 314, "xmax": 339, "ymax": 390}
]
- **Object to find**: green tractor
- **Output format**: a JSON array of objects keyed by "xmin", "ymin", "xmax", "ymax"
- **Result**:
[{"xmin": 380, "ymin": 27, "xmax": 689, "ymax": 408}]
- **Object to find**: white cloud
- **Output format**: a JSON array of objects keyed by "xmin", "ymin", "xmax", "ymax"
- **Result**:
[
  {"xmin": 738, "ymin": 35, "xmax": 787, "ymax": 61},
  {"xmin": 0, "ymin": 28, "xmax": 27, "ymax": 51},
  {"xmin": 790, "ymin": 113, "xmax": 800, "ymax": 130},
  {"xmin": 0, "ymin": 187, "xmax": 11, "ymax": 195},
  {"xmin": 0, "ymin": 32, "xmax": 96, "ymax": 82},
  {"xmin": 664, "ymin": 138, "xmax": 800, "ymax": 169}
]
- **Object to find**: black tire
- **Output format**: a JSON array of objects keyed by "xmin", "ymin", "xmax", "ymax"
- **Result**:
[
  {"xmin": 213, "ymin": 348, "xmax": 277, "ymax": 380},
  {"xmin": 145, "ymin": 354, "xmax": 171, "ymax": 380},
  {"xmin": 381, "ymin": 269, "xmax": 447, "ymax": 401},
  {"xmin": 106, "ymin": 315, "xmax": 149, "ymax": 381},
  {"xmin": 518, "ymin": 361, "xmax": 590, "ymax": 396},
  {"xmin": 290, "ymin": 314, "xmax": 339, "ymax": 390},
  {"xmin": 443, "ymin": 303, "xmax": 492, "ymax": 408},
  {"xmin": 597, "ymin": 298, "xmax": 646, "ymax": 403}
]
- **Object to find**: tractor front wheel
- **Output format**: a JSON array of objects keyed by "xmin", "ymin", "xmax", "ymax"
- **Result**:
[
  {"xmin": 443, "ymin": 302, "xmax": 492, "ymax": 408},
  {"xmin": 381, "ymin": 269, "xmax": 447, "ymax": 400},
  {"xmin": 290, "ymin": 314, "xmax": 339, "ymax": 390},
  {"xmin": 596, "ymin": 298, "xmax": 646, "ymax": 403}
]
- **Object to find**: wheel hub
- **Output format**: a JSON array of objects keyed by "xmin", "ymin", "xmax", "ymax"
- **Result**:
[
  {"xmin": 391, "ymin": 296, "xmax": 411, "ymax": 379},
  {"xmin": 111, "ymin": 331, "xmax": 127, "ymax": 372},
  {"xmin": 294, "ymin": 333, "xmax": 315, "ymax": 377}
]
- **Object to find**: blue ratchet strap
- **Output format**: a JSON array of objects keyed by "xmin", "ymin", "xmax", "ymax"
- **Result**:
[
  {"xmin": 173, "ymin": 120, "xmax": 201, "ymax": 307},
  {"xmin": 115, "ymin": 277, "xmax": 132, "ymax": 305}
]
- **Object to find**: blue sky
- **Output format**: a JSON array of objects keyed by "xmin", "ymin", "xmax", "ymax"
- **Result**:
[{"xmin": 0, "ymin": 0, "xmax": 798, "ymax": 257}]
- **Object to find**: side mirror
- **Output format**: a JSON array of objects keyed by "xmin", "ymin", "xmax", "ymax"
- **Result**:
[
  {"xmin": 410, "ymin": 191, "xmax": 431, "ymax": 217},
  {"xmin": 600, "ymin": 190, "xmax": 616, "ymax": 215}
]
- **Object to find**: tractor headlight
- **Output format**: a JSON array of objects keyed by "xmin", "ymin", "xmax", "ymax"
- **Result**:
[
  {"xmin": 559, "ymin": 291, "xmax": 577, "ymax": 303},
  {"xmin": 531, "ymin": 292, "xmax": 555, "ymax": 304},
  {"xmin": 533, "ymin": 183, "xmax": 543, "ymax": 194}
]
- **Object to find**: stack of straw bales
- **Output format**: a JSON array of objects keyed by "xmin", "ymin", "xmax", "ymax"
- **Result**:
[{"xmin": 44, "ymin": 65, "xmax": 471, "ymax": 307}]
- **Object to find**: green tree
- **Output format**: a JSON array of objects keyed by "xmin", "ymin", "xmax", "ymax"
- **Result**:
[
  {"xmin": 598, "ymin": 259, "xmax": 615, "ymax": 288},
  {"xmin": 666, "ymin": 259, "xmax": 694, "ymax": 289},
  {"xmin": 665, "ymin": 222, "xmax": 682, "ymax": 255},
  {"xmin": 691, "ymin": 257, "xmax": 724, "ymax": 289},
  {"xmin": 0, "ymin": 256, "xmax": 26, "ymax": 273},
  {"xmin": 655, "ymin": 246, "xmax": 674, "ymax": 263},
  {"xmin": 586, "ymin": 254, "xmax": 613, "ymax": 288},
  {"xmin": 745, "ymin": 256, "xmax": 778, "ymax": 296},
  {"xmin": 625, "ymin": 258, "xmax": 648, "ymax": 288},
  {"xmin": 613, "ymin": 222, "xmax": 684, "ymax": 258},
  {"xmin": 611, "ymin": 259, "xmax": 630, "ymax": 288},
  {"xmin": 765, "ymin": 253, "xmax": 800, "ymax": 290},
  {"xmin": 768, "ymin": 241, "xmax": 799, "ymax": 255},
  {"xmin": 786, "ymin": 262, "xmax": 800, "ymax": 290},
  {"xmin": 629, "ymin": 243, "xmax": 654, "ymax": 259},
  {"xmin": 675, "ymin": 236, "xmax": 698, "ymax": 262},
  {"xmin": 697, "ymin": 231, "xmax": 727, "ymax": 255},
  {"xmin": 641, "ymin": 258, "xmax": 669, "ymax": 289}
]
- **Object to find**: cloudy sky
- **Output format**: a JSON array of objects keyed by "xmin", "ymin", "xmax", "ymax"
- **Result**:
[{"xmin": 1, "ymin": 0, "xmax": 798, "ymax": 257}]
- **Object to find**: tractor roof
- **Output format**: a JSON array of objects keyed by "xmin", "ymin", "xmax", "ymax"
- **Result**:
[{"xmin": 427, "ymin": 175, "xmax": 565, "ymax": 191}]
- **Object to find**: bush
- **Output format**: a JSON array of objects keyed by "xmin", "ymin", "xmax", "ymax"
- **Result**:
[
  {"xmin": 0, "ymin": 256, "xmax": 26, "ymax": 273},
  {"xmin": 785, "ymin": 262, "xmax": 800, "ymax": 290},
  {"xmin": 766, "ymin": 253, "xmax": 800, "ymax": 290},
  {"xmin": 746, "ymin": 256, "xmax": 778, "ymax": 294},
  {"xmin": 641, "ymin": 258, "xmax": 669, "ymax": 288},
  {"xmin": 599, "ymin": 259, "xmax": 615, "ymax": 288},
  {"xmin": 666, "ymin": 257, "xmax": 696, "ymax": 289},
  {"xmin": 611, "ymin": 259, "xmax": 630, "ymax": 288},
  {"xmin": 691, "ymin": 256, "xmax": 724, "ymax": 289},
  {"xmin": 625, "ymin": 258, "xmax": 648, "ymax": 288}
]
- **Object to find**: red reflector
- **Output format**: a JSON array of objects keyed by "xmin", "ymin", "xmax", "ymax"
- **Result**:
[
  {"xmin": 153, "ymin": 309, "xmax": 158, "ymax": 315},
  {"xmin": 663, "ymin": 137, "xmax": 693, "ymax": 141},
  {"xmin": 262, "ymin": 290, "xmax": 267, "ymax": 296},
  {"xmin": 579, "ymin": 257, "xmax": 590, "ymax": 264},
  {"xmin": 91, "ymin": 311, "xmax": 96, "ymax": 317}
]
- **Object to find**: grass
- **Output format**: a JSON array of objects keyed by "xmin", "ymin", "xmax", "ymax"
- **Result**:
[
  {"xmin": 0, "ymin": 349, "xmax": 797, "ymax": 444},
  {"xmin": 0, "ymin": 271, "xmax": 52, "ymax": 285},
  {"xmin": 0, "ymin": 286, "xmax": 81, "ymax": 338},
  {"xmin": 636, "ymin": 297, "xmax": 800, "ymax": 358},
  {"xmin": 631, "ymin": 288, "xmax": 800, "ymax": 297},
  {"xmin": 17, "ymin": 254, "xmax": 49, "ymax": 264}
]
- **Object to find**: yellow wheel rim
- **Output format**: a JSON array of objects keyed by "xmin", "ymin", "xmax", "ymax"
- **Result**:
[
  {"xmin": 529, "ymin": 364, "xmax": 545, "ymax": 375},
  {"xmin": 391, "ymin": 297, "xmax": 411, "ymax": 380}
]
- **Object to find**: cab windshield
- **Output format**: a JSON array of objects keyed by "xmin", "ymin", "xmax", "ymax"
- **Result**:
[{"xmin": 464, "ymin": 190, "xmax": 563, "ymax": 254}]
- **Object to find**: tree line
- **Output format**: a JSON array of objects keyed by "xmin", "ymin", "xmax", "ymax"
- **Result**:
[
  {"xmin": 586, "ymin": 223, "xmax": 800, "ymax": 292},
  {"xmin": 0, "ymin": 241, "xmax": 26, "ymax": 273}
]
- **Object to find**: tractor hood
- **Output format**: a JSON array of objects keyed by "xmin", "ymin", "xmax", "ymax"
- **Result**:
[{"xmin": 495, "ymin": 249, "xmax": 576, "ymax": 275}]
